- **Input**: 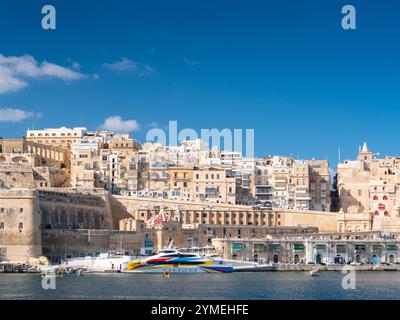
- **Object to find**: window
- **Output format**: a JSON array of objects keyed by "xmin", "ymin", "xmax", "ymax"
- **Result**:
[
  {"xmin": 373, "ymin": 195, "xmax": 378, "ymax": 200},
  {"xmin": 374, "ymin": 211, "xmax": 379, "ymax": 216},
  {"xmin": 19, "ymin": 208, "xmax": 23, "ymax": 213},
  {"xmin": 0, "ymin": 143, "xmax": 2, "ymax": 153},
  {"xmin": 0, "ymin": 208, "xmax": 4, "ymax": 213},
  {"xmin": 18, "ymin": 222, "xmax": 23, "ymax": 230},
  {"xmin": 0, "ymin": 222, "xmax": 4, "ymax": 229},
  {"xmin": 384, "ymin": 211, "xmax": 389, "ymax": 217},
  {"xmin": 383, "ymin": 195, "xmax": 388, "ymax": 201}
]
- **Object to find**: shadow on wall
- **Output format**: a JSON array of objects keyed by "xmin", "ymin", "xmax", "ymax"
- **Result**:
[
  {"xmin": 339, "ymin": 187, "xmax": 365, "ymax": 213},
  {"xmin": 39, "ymin": 190, "xmax": 114, "ymax": 230},
  {"xmin": 108, "ymin": 194, "xmax": 134, "ymax": 229}
]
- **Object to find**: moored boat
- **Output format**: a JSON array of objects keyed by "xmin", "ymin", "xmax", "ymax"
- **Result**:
[{"xmin": 123, "ymin": 248, "xmax": 234, "ymax": 274}]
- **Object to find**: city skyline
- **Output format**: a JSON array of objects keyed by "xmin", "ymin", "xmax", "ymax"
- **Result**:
[{"xmin": 1, "ymin": 0, "xmax": 400, "ymax": 167}]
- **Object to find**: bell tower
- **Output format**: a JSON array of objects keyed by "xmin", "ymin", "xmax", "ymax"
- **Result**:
[{"xmin": 357, "ymin": 142, "xmax": 373, "ymax": 162}]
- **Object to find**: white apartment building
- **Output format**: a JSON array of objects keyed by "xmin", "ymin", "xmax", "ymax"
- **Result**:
[
  {"xmin": 254, "ymin": 156, "xmax": 331, "ymax": 211},
  {"xmin": 27, "ymin": 127, "xmax": 87, "ymax": 147}
]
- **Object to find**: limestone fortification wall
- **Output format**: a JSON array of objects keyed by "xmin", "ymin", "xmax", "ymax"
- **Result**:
[
  {"xmin": 0, "ymin": 189, "xmax": 42, "ymax": 262},
  {"xmin": 33, "ymin": 167, "xmax": 69, "ymax": 188},
  {"xmin": 112, "ymin": 196, "xmax": 340, "ymax": 232},
  {"xmin": 0, "ymin": 163, "xmax": 36, "ymax": 189},
  {"xmin": 280, "ymin": 210, "xmax": 338, "ymax": 233},
  {"xmin": 41, "ymin": 229, "xmax": 154, "ymax": 260},
  {"xmin": 38, "ymin": 189, "xmax": 114, "ymax": 230},
  {"xmin": 373, "ymin": 217, "xmax": 400, "ymax": 233}
]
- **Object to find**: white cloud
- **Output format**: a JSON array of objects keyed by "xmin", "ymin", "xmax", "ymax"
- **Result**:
[
  {"xmin": 102, "ymin": 57, "xmax": 155, "ymax": 76},
  {"xmin": 0, "ymin": 67, "xmax": 27, "ymax": 93},
  {"xmin": 99, "ymin": 116, "xmax": 140, "ymax": 133},
  {"xmin": 0, "ymin": 108, "xmax": 42, "ymax": 122},
  {"xmin": 138, "ymin": 64, "xmax": 155, "ymax": 77},
  {"xmin": 103, "ymin": 57, "xmax": 138, "ymax": 72},
  {"xmin": 0, "ymin": 53, "xmax": 86, "ymax": 94},
  {"xmin": 184, "ymin": 57, "xmax": 199, "ymax": 66},
  {"xmin": 147, "ymin": 121, "xmax": 160, "ymax": 128},
  {"xmin": 67, "ymin": 58, "xmax": 81, "ymax": 71}
]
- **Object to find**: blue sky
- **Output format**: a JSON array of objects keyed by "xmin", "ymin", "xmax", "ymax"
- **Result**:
[{"xmin": 0, "ymin": 0, "xmax": 399, "ymax": 167}]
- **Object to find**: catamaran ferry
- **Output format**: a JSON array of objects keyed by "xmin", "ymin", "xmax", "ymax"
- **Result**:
[{"xmin": 123, "ymin": 248, "xmax": 234, "ymax": 274}]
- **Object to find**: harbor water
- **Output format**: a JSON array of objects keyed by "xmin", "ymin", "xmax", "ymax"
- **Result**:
[{"xmin": 1, "ymin": 272, "xmax": 400, "ymax": 300}]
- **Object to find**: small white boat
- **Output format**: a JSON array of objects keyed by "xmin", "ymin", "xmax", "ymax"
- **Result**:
[
  {"xmin": 59, "ymin": 251, "xmax": 133, "ymax": 273},
  {"xmin": 309, "ymin": 269, "xmax": 320, "ymax": 277}
]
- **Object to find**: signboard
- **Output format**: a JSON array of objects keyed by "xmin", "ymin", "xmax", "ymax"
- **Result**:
[
  {"xmin": 387, "ymin": 244, "xmax": 398, "ymax": 251},
  {"xmin": 231, "ymin": 242, "xmax": 243, "ymax": 251},
  {"xmin": 316, "ymin": 244, "xmax": 326, "ymax": 250},
  {"xmin": 372, "ymin": 245, "xmax": 383, "ymax": 251},
  {"xmin": 354, "ymin": 244, "xmax": 366, "ymax": 251},
  {"xmin": 270, "ymin": 243, "xmax": 280, "ymax": 250},
  {"xmin": 293, "ymin": 244, "xmax": 305, "ymax": 251}
]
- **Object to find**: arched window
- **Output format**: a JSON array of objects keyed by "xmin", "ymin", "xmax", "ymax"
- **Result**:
[
  {"xmin": 373, "ymin": 195, "xmax": 379, "ymax": 201},
  {"xmin": 0, "ymin": 143, "xmax": 3, "ymax": 153},
  {"xmin": 374, "ymin": 211, "xmax": 379, "ymax": 216},
  {"xmin": 384, "ymin": 211, "xmax": 389, "ymax": 217},
  {"xmin": 383, "ymin": 195, "xmax": 388, "ymax": 201}
]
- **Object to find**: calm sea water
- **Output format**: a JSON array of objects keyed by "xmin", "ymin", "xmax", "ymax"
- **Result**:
[{"xmin": 1, "ymin": 272, "xmax": 400, "ymax": 300}]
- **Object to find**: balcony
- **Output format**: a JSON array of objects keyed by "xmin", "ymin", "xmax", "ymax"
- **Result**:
[{"xmin": 295, "ymin": 193, "xmax": 311, "ymax": 201}]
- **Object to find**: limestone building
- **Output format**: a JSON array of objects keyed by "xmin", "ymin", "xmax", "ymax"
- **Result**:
[
  {"xmin": 254, "ymin": 156, "xmax": 331, "ymax": 211},
  {"xmin": 0, "ymin": 190, "xmax": 42, "ymax": 262},
  {"xmin": 337, "ymin": 142, "xmax": 400, "ymax": 217}
]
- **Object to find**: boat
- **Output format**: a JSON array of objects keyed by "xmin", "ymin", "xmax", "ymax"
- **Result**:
[
  {"xmin": 58, "ymin": 251, "xmax": 134, "ymax": 273},
  {"xmin": 123, "ymin": 248, "xmax": 234, "ymax": 274},
  {"xmin": 211, "ymin": 257, "xmax": 274, "ymax": 272},
  {"xmin": 309, "ymin": 269, "xmax": 320, "ymax": 277}
]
